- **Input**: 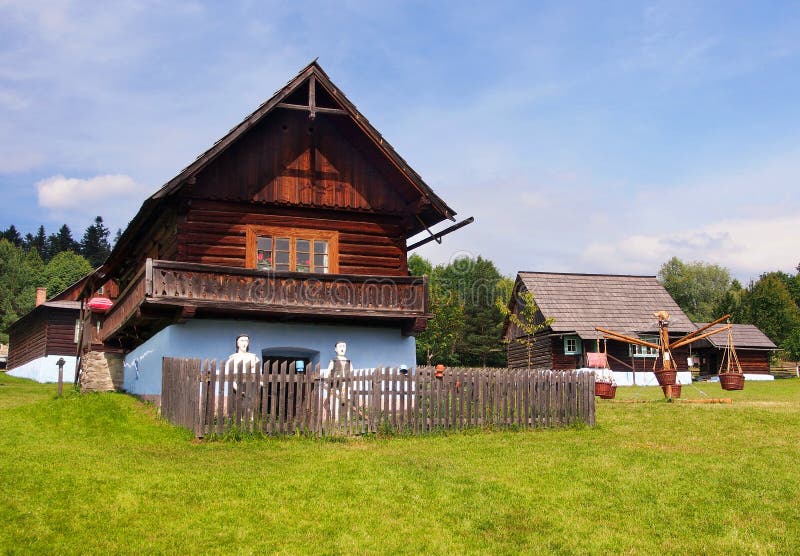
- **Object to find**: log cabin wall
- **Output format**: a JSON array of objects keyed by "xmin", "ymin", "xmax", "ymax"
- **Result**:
[
  {"xmin": 114, "ymin": 208, "xmax": 179, "ymax": 292},
  {"xmin": 736, "ymin": 351, "xmax": 770, "ymax": 373},
  {"xmin": 169, "ymin": 107, "xmax": 418, "ymax": 276},
  {"xmin": 45, "ymin": 310, "xmax": 80, "ymax": 357},
  {"xmin": 551, "ymin": 336, "xmax": 582, "ymax": 370},
  {"xmin": 507, "ymin": 333, "xmax": 693, "ymax": 373},
  {"xmin": 7, "ymin": 312, "xmax": 47, "ymax": 369},
  {"xmin": 176, "ymin": 200, "xmax": 408, "ymax": 275},
  {"xmin": 506, "ymin": 332, "xmax": 555, "ymax": 369},
  {"xmin": 7, "ymin": 307, "xmax": 80, "ymax": 369}
]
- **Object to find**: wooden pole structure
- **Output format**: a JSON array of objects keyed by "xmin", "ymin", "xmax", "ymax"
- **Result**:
[
  {"xmin": 597, "ymin": 311, "xmax": 733, "ymax": 399},
  {"xmin": 56, "ymin": 357, "xmax": 66, "ymax": 397}
]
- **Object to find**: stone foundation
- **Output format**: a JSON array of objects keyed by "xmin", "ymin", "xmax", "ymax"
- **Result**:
[{"xmin": 80, "ymin": 351, "xmax": 124, "ymax": 392}]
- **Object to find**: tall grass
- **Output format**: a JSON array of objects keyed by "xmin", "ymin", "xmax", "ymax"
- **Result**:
[{"xmin": 1, "ymin": 373, "xmax": 798, "ymax": 554}]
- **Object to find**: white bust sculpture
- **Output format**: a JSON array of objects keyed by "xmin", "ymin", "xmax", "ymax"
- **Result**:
[
  {"xmin": 323, "ymin": 340, "xmax": 351, "ymax": 378},
  {"xmin": 226, "ymin": 333, "xmax": 260, "ymax": 373}
]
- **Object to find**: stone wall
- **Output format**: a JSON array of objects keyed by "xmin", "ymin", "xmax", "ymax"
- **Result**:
[{"xmin": 80, "ymin": 351, "xmax": 124, "ymax": 392}]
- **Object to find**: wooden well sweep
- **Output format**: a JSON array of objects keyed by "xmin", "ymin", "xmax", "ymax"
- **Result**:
[{"xmin": 597, "ymin": 313, "xmax": 733, "ymax": 399}]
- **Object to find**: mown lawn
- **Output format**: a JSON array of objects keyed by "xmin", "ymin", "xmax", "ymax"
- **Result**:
[{"xmin": 0, "ymin": 373, "xmax": 798, "ymax": 555}]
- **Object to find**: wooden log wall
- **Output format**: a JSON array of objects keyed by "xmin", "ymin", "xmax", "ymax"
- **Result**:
[
  {"xmin": 176, "ymin": 200, "xmax": 408, "ymax": 275},
  {"xmin": 7, "ymin": 312, "xmax": 47, "ymax": 369},
  {"xmin": 160, "ymin": 358, "xmax": 596, "ymax": 438},
  {"xmin": 506, "ymin": 333, "xmax": 553, "ymax": 369},
  {"xmin": 727, "ymin": 350, "xmax": 771, "ymax": 374},
  {"xmin": 45, "ymin": 310, "xmax": 80, "ymax": 356},
  {"xmin": 507, "ymin": 333, "xmax": 692, "ymax": 373}
]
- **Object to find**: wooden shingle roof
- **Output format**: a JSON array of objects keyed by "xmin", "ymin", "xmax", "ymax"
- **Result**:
[
  {"xmin": 518, "ymin": 272, "xmax": 696, "ymax": 339},
  {"xmin": 695, "ymin": 323, "xmax": 777, "ymax": 350}
]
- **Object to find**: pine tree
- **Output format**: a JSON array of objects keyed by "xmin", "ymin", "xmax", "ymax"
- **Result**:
[
  {"xmin": 1, "ymin": 225, "xmax": 22, "ymax": 247},
  {"xmin": 33, "ymin": 225, "xmax": 48, "ymax": 261},
  {"xmin": 80, "ymin": 216, "xmax": 111, "ymax": 267},
  {"xmin": 48, "ymin": 224, "xmax": 79, "ymax": 256}
]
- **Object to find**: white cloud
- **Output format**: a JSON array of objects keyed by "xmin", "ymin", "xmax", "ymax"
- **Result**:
[
  {"xmin": 35, "ymin": 174, "xmax": 150, "ymax": 234},
  {"xmin": 581, "ymin": 215, "xmax": 800, "ymax": 280},
  {"xmin": 36, "ymin": 174, "xmax": 143, "ymax": 210}
]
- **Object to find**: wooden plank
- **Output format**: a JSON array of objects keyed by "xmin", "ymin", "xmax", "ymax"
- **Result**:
[
  {"xmin": 216, "ymin": 358, "xmax": 226, "ymax": 435},
  {"xmin": 205, "ymin": 359, "xmax": 216, "ymax": 436},
  {"xmin": 196, "ymin": 359, "xmax": 208, "ymax": 438},
  {"xmin": 544, "ymin": 371, "xmax": 551, "ymax": 429}
]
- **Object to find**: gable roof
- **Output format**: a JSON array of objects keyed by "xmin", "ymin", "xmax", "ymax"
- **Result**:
[
  {"xmin": 695, "ymin": 322, "xmax": 778, "ymax": 350},
  {"xmin": 99, "ymin": 60, "xmax": 456, "ymax": 279},
  {"xmin": 153, "ymin": 61, "xmax": 454, "ymax": 218},
  {"xmin": 517, "ymin": 272, "xmax": 696, "ymax": 339}
]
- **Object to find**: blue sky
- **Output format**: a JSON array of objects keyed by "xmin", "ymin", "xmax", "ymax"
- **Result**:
[{"xmin": 1, "ymin": 1, "xmax": 799, "ymax": 282}]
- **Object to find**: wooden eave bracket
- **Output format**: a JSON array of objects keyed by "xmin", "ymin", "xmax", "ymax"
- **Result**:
[{"xmin": 176, "ymin": 304, "xmax": 197, "ymax": 324}]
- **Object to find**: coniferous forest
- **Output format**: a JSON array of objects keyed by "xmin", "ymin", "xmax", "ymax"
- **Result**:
[{"xmin": 0, "ymin": 217, "xmax": 117, "ymax": 343}]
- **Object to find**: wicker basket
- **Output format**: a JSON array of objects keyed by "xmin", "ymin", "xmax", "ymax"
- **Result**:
[
  {"xmin": 661, "ymin": 384, "xmax": 682, "ymax": 399},
  {"xmin": 654, "ymin": 369, "xmax": 677, "ymax": 386},
  {"xmin": 595, "ymin": 381, "xmax": 616, "ymax": 399},
  {"xmin": 719, "ymin": 372, "xmax": 744, "ymax": 391}
]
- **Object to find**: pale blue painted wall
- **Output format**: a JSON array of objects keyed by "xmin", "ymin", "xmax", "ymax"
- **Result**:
[
  {"xmin": 7, "ymin": 355, "xmax": 78, "ymax": 383},
  {"xmin": 123, "ymin": 319, "xmax": 416, "ymax": 396}
]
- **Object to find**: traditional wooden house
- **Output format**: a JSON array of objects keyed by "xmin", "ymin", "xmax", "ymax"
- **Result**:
[
  {"xmin": 60, "ymin": 61, "xmax": 462, "ymax": 398},
  {"xmin": 691, "ymin": 322, "xmax": 777, "ymax": 377},
  {"xmin": 5, "ymin": 280, "xmax": 113, "ymax": 383},
  {"xmin": 503, "ymin": 272, "xmax": 697, "ymax": 383}
]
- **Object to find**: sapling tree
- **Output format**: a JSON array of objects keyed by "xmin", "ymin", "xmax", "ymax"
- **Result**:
[{"xmin": 497, "ymin": 288, "xmax": 553, "ymax": 368}]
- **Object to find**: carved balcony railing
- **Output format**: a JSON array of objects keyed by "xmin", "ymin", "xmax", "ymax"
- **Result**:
[{"xmin": 101, "ymin": 259, "xmax": 428, "ymax": 342}]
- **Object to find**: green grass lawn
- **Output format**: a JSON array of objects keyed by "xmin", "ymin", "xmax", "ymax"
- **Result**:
[{"xmin": 1, "ymin": 373, "xmax": 798, "ymax": 555}]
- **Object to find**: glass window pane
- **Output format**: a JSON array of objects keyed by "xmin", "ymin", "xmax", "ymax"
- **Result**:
[
  {"xmin": 276, "ymin": 251, "xmax": 290, "ymax": 265},
  {"xmin": 314, "ymin": 240, "xmax": 328, "ymax": 254},
  {"xmin": 314, "ymin": 253, "xmax": 328, "ymax": 273},
  {"xmin": 276, "ymin": 238, "xmax": 290, "ymax": 251},
  {"xmin": 296, "ymin": 239, "xmax": 311, "ymax": 272},
  {"xmin": 256, "ymin": 236, "xmax": 272, "ymax": 270}
]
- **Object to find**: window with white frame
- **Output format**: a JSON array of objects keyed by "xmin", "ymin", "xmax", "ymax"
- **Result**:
[{"xmin": 630, "ymin": 335, "xmax": 659, "ymax": 357}]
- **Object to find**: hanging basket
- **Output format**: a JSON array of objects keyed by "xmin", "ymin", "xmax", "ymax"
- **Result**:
[
  {"xmin": 87, "ymin": 296, "xmax": 113, "ymax": 313},
  {"xmin": 661, "ymin": 384, "xmax": 682, "ymax": 399},
  {"xmin": 719, "ymin": 372, "xmax": 744, "ymax": 391},
  {"xmin": 654, "ymin": 369, "xmax": 677, "ymax": 386},
  {"xmin": 595, "ymin": 381, "xmax": 616, "ymax": 399}
]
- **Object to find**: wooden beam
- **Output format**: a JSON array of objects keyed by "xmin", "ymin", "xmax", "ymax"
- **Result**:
[
  {"xmin": 407, "ymin": 217, "xmax": 474, "ymax": 251},
  {"xmin": 309, "ymin": 75, "xmax": 316, "ymax": 119},
  {"xmin": 595, "ymin": 327, "xmax": 661, "ymax": 350},
  {"xmin": 669, "ymin": 324, "xmax": 731, "ymax": 351},
  {"xmin": 275, "ymin": 103, "xmax": 347, "ymax": 116},
  {"xmin": 176, "ymin": 304, "xmax": 197, "ymax": 324},
  {"xmin": 669, "ymin": 314, "xmax": 731, "ymax": 347}
]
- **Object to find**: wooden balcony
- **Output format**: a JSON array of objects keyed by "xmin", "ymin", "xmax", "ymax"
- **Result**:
[{"xmin": 101, "ymin": 259, "xmax": 428, "ymax": 345}]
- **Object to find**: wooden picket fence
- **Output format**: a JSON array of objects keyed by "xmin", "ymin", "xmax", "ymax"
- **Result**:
[{"xmin": 161, "ymin": 358, "xmax": 596, "ymax": 438}]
